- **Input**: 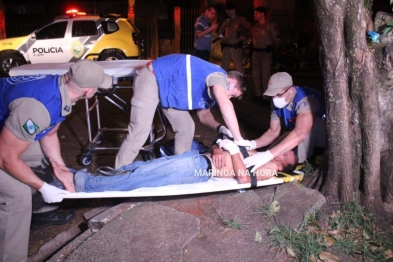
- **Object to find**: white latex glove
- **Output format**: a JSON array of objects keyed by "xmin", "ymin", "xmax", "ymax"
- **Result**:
[
  {"xmin": 217, "ymin": 125, "xmax": 234, "ymax": 139},
  {"xmin": 234, "ymin": 139, "xmax": 254, "ymax": 150},
  {"xmin": 243, "ymin": 150, "xmax": 274, "ymax": 172},
  {"xmin": 38, "ymin": 182, "xmax": 70, "ymax": 203},
  {"xmin": 217, "ymin": 139, "xmax": 240, "ymax": 155}
]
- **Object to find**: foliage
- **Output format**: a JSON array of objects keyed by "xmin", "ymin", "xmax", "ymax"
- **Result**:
[
  {"xmin": 298, "ymin": 160, "xmax": 314, "ymax": 178},
  {"xmin": 222, "ymin": 218, "xmax": 245, "ymax": 230},
  {"xmin": 267, "ymin": 201, "xmax": 393, "ymax": 261},
  {"xmin": 253, "ymin": 200, "xmax": 280, "ymax": 221}
]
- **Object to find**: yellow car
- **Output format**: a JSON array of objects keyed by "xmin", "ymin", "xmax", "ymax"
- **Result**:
[{"xmin": 0, "ymin": 11, "xmax": 144, "ymax": 77}]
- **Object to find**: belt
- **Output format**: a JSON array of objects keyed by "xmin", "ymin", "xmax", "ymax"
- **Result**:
[
  {"xmin": 222, "ymin": 42, "xmax": 242, "ymax": 49},
  {"xmin": 202, "ymin": 155, "xmax": 213, "ymax": 174},
  {"xmin": 146, "ymin": 61, "xmax": 154, "ymax": 74},
  {"xmin": 252, "ymin": 46, "xmax": 273, "ymax": 53},
  {"xmin": 252, "ymin": 47, "xmax": 267, "ymax": 52}
]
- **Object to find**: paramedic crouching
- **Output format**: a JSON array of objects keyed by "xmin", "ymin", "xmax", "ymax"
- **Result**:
[
  {"xmin": 115, "ymin": 54, "xmax": 254, "ymax": 168},
  {"xmin": 0, "ymin": 60, "xmax": 113, "ymax": 261},
  {"xmin": 244, "ymin": 72, "xmax": 326, "ymax": 171}
]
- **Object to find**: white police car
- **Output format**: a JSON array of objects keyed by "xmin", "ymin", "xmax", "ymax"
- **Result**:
[{"xmin": 0, "ymin": 10, "xmax": 144, "ymax": 77}]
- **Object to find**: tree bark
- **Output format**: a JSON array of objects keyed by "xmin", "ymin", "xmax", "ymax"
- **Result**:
[
  {"xmin": 310, "ymin": 0, "xmax": 385, "ymax": 215},
  {"xmin": 312, "ymin": 0, "xmax": 355, "ymax": 203}
]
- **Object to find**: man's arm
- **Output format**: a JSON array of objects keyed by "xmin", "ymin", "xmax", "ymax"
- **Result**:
[
  {"xmin": 211, "ymin": 85, "xmax": 243, "ymax": 141},
  {"xmin": 0, "ymin": 126, "xmax": 45, "ymax": 189},
  {"xmin": 269, "ymin": 111, "xmax": 313, "ymax": 158},
  {"xmin": 39, "ymin": 123, "xmax": 66, "ymax": 166},
  {"xmin": 195, "ymin": 22, "xmax": 219, "ymax": 39},
  {"xmin": 197, "ymin": 108, "xmax": 221, "ymax": 130},
  {"xmin": 230, "ymin": 151, "xmax": 250, "ymax": 184},
  {"xmin": 254, "ymin": 119, "xmax": 281, "ymax": 148},
  {"xmin": 0, "ymin": 126, "xmax": 70, "ymax": 202}
]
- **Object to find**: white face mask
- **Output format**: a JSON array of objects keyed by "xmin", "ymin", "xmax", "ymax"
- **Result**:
[{"xmin": 273, "ymin": 97, "xmax": 288, "ymax": 108}]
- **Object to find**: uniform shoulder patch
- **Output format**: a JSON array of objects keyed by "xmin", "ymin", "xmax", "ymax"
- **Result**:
[
  {"xmin": 22, "ymin": 118, "xmax": 39, "ymax": 135},
  {"xmin": 298, "ymin": 102, "xmax": 307, "ymax": 109}
]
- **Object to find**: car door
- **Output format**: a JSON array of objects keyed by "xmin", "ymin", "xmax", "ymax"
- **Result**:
[
  {"xmin": 68, "ymin": 20, "xmax": 100, "ymax": 61},
  {"xmin": 27, "ymin": 21, "xmax": 69, "ymax": 64}
]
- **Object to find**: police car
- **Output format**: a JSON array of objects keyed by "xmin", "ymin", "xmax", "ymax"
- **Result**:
[{"xmin": 0, "ymin": 10, "xmax": 144, "ymax": 77}]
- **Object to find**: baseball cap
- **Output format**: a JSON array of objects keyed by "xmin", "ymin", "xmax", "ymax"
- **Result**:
[
  {"xmin": 226, "ymin": 2, "xmax": 236, "ymax": 10},
  {"xmin": 254, "ymin": 6, "xmax": 268, "ymax": 13},
  {"xmin": 68, "ymin": 60, "xmax": 112, "ymax": 89},
  {"xmin": 263, "ymin": 72, "xmax": 293, "ymax": 96}
]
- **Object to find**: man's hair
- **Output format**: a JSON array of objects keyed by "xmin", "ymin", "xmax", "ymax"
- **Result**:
[
  {"xmin": 227, "ymin": 71, "xmax": 247, "ymax": 93},
  {"xmin": 205, "ymin": 4, "xmax": 217, "ymax": 12},
  {"xmin": 281, "ymin": 152, "xmax": 298, "ymax": 173}
]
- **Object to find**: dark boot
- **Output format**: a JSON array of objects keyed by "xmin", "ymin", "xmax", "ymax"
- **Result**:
[{"xmin": 31, "ymin": 210, "xmax": 75, "ymax": 230}]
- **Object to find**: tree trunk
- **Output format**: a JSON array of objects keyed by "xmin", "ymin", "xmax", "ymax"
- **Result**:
[{"xmin": 310, "ymin": 0, "xmax": 385, "ymax": 216}]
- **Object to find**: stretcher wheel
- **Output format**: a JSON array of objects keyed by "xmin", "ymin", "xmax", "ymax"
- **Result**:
[
  {"xmin": 80, "ymin": 154, "xmax": 92, "ymax": 166},
  {"xmin": 94, "ymin": 136, "xmax": 103, "ymax": 145},
  {"xmin": 142, "ymin": 151, "xmax": 155, "ymax": 161}
]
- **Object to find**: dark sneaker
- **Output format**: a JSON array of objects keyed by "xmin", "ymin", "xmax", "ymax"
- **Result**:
[{"xmin": 31, "ymin": 210, "xmax": 75, "ymax": 230}]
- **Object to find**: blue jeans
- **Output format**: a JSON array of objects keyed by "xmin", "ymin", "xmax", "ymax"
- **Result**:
[{"xmin": 74, "ymin": 151, "xmax": 210, "ymax": 192}]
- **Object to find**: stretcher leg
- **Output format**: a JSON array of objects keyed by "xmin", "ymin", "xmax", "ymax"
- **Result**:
[{"xmin": 79, "ymin": 86, "xmax": 167, "ymax": 166}]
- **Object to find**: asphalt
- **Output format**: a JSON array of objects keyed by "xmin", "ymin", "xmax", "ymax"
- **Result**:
[{"xmin": 27, "ymin": 62, "xmax": 326, "ymax": 262}]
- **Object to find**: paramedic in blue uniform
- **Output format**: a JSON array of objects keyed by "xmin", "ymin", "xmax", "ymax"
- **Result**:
[
  {"xmin": 244, "ymin": 72, "xmax": 326, "ymax": 171},
  {"xmin": 0, "ymin": 60, "xmax": 112, "ymax": 261},
  {"xmin": 115, "ymin": 54, "xmax": 254, "ymax": 168}
]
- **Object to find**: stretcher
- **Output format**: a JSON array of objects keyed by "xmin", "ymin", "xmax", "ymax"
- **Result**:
[
  {"xmin": 9, "ymin": 60, "xmax": 167, "ymax": 165},
  {"xmin": 62, "ymin": 170, "xmax": 303, "ymax": 199}
]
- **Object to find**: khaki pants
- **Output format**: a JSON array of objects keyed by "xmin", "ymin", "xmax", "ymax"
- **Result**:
[
  {"xmin": 115, "ymin": 67, "xmax": 195, "ymax": 168},
  {"xmin": 221, "ymin": 47, "xmax": 244, "ymax": 74},
  {"xmin": 252, "ymin": 51, "xmax": 272, "ymax": 97},
  {"xmin": 0, "ymin": 141, "xmax": 53, "ymax": 262}
]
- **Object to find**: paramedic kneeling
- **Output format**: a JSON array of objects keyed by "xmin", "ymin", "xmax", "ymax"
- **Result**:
[
  {"xmin": 0, "ymin": 60, "xmax": 112, "ymax": 261},
  {"xmin": 115, "ymin": 54, "xmax": 253, "ymax": 168},
  {"xmin": 244, "ymin": 72, "xmax": 326, "ymax": 171}
]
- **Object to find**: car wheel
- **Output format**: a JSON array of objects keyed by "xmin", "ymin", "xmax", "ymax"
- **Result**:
[
  {"xmin": 0, "ymin": 53, "xmax": 26, "ymax": 77},
  {"xmin": 98, "ymin": 53, "xmax": 125, "ymax": 61}
]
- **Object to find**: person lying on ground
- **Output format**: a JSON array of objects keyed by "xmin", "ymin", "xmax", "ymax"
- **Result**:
[{"xmin": 50, "ymin": 139, "xmax": 297, "ymax": 194}]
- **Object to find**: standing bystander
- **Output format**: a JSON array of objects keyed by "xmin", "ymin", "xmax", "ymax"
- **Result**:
[
  {"xmin": 247, "ymin": 6, "xmax": 280, "ymax": 105},
  {"xmin": 218, "ymin": 2, "xmax": 251, "ymax": 74},
  {"xmin": 193, "ymin": 4, "xmax": 219, "ymax": 61}
]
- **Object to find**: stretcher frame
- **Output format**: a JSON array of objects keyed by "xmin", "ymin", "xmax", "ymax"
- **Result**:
[{"xmin": 9, "ymin": 60, "xmax": 167, "ymax": 166}]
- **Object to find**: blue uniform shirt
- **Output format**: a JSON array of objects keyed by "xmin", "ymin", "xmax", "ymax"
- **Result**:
[
  {"xmin": 0, "ymin": 74, "xmax": 71, "ymax": 141},
  {"xmin": 152, "ymin": 54, "xmax": 227, "ymax": 110},
  {"xmin": 273, "ymin": 86, "xmax": 326, "ymax": 130}
]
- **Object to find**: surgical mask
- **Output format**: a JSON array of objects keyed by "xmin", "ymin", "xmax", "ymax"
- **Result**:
[{"xmin": 273, "ymin": 97, "xmax": 288, "ymax": 108}]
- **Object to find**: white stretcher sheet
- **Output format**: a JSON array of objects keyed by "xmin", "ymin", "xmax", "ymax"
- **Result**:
[
  {"xmin": 9, "ymin": 60, "xmax": 151, "ymax": 77},
  {"xmin": 62, "ymin": 176, "xmax": 289, "ymax": 199}
]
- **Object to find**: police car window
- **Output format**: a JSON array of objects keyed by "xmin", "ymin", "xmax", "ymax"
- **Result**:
[
  {"xmin": 72, "ymin": 21, "xmax": 98, "ymax": 37},
  {"xmin": 36, "ymin": 22, "xmax": 68, "ymax": 40},
  {"xmin": 101, "ymin": 21, "xmax": 119, "ymax": 34}
]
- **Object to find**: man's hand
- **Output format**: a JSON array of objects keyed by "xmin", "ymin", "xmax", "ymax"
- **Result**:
[
  {"xmin": 217, "ymin": 125, "xmax": 234, "ymax": 139},
  {"xmin": 243, "ymin": 150, "xmax": 274, "ymax": 172},
  {"xmin": 234, "ymin": 139, "xmax": 255, "ymax": 150},
  {"xmin": 39, "ymin": 182, "xmax": 70, "ymax": 203},
  {"xmin": 211, "ymin": 145, "xmax": 226, "ymax": 169},
  {"xmin": 217, "ymin": 139, "xmax": 240, "ymax": 155}
]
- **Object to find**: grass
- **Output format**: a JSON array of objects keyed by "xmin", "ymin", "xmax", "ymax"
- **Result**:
[
  {"xmin": 222, "ymin": 219, "xmax": 245, "ymax": 230},
  {"xmin": 253, "ymin": 200, "xmax": 280, "ymax": 221},
  {"xmin": 267, "ymin": 201, "xmax": 393, "ymax": 261}
]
